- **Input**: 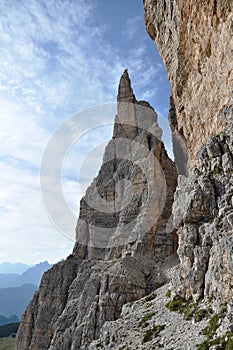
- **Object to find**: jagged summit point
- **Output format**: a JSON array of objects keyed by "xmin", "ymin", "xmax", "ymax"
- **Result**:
[{"xmin": 117, "ymin": 69, "xmax": 136, "ymax": 103}]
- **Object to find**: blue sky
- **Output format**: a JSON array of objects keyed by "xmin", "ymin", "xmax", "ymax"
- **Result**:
[{"xmin": 0, "ymin": 0, "xmax": 171, "ymax": 264}]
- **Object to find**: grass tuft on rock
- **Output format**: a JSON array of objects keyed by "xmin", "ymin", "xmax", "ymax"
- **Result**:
[
  {"xmin": 166, "ymin": 294, "xmax": 213, "ymax": 323},
  {"xmin": 145, "ymin": 293, "xmax": 157, "ymax": 302},
  {"xmin": 139, "ymin": 311, "xmax": 156, "ymax": 327},
  {"xmin": 197, "ymin": 307, "xmax": 231, "ymax": 349},
  {"xmin": 142, "ymin": 325, "xmax": 165, "ymax": 343},
  {"xmin": 166, "ymin": 295, "xmax": 186, "ymax": 312}
]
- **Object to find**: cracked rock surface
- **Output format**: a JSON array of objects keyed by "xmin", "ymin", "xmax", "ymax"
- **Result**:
[{"xmin": 172, "ymin": 122, "xmax": 233, "ymax": 302}]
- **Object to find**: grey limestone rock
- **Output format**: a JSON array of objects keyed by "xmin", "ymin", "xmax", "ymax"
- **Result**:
[{"xmin": 172, "ymin": 121, "xmax": 233, "ymax": 301}]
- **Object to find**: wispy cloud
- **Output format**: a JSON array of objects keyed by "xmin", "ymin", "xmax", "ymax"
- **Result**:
[{"xmin": 122, "ymin": 16, "xmax": 142, "ymax": 40}]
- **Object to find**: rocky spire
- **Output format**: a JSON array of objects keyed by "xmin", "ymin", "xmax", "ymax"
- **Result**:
[
  {"xmin": 16, "ymin": 71, "xmax": 178, "ymax": 350},
  {"xmin": 117, "ymin": 69, "xmax": 136, "ymax": 103}
]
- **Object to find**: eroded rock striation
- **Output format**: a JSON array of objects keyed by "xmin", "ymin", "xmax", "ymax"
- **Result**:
[
  {"xmin": 16, "ymin": 70, "xmax": 177, "ymax": 350},
  {"xmin": 144, "ymin": 0, "xmax": 233, "ymax": 166}
]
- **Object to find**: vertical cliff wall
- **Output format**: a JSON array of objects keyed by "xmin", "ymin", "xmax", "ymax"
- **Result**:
[
  {"xmin": 144, "ymin": 0, "xmax": 232, "ymax": 166},
  {"xmin": 144, "ymin": 0, "xmax": 233, "ymax": 302},
  {"xmin": 16, "ymin": 71, "xmax": 178, "ymax": 350}
]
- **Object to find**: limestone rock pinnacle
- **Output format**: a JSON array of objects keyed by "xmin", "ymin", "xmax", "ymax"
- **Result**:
[
  {"xmin": 16, "ymin": 71, "xmax": 178, "ymax": 350},
  {"xmin": 117, "ymin": 69, "xmax": 136, "ymax": 103}
]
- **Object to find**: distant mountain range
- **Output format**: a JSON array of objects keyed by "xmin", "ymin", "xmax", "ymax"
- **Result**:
[
  {"xmin": 0, "ymin": 262, "xmax": 31, "ymax": 274},
  {"xmin": 0, "ymin": 261, "xmax": 51, "ymax": 288},
  {"xmin": 0, "ymin": 315, "xmax": 19, "ymax": 326},
  {"xmin": 0, "ymin": 284, "xmax": 38, "ymax": 318},
  {"xmin": 0, "ymin": 261, "xmax": 51, "ymax": 321}
]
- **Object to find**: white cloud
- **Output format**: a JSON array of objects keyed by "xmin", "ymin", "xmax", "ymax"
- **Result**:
[{"xmin": 0, "ymin": 160, "xmax": 74, "ymax": 264}]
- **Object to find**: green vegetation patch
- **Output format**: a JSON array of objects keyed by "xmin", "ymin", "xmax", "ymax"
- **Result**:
[
  {"xmin": 201, "ymin": 313, "xmax": 221, "ymax": 339},
  {"xmin": 139, "ymin": 311, "xmax": 157, "ymax": 327},
  {"xmin": 145, "ymin": 302, "xmax": 153, "ymax": 309},
  {"xmin": 145, "ymin": 293, "xmax": 157, "ymax": 302},
  {"xmin": 166, "ymin": 294, "xmax": 186, "ymax": 312},
  {"xmin": 197, "ymin": 307, "xmax": 231, "ymax": 349},
  {"xmin": 166, "ymin": 295, "xmax": 212, "ymax": 322},
  {"xmin": 0, "ymin": 323, "xmax": 19, "ymax": 338},
  {"xmin": 197, "ymin": 332, "xmax": 233, "ymax": 350},
  {"xmin": 194, "ymin": 308, "xmax": 210, "ymax": 322},
  {"xmin": 0, "ymin": 337, "xmax": 16, "ymax": 350},
  {"xmin": 142, "ymin": 325, "xmax": 165, "ymax": 343}
]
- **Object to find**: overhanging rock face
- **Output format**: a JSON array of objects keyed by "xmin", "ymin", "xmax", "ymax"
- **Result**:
[
  {"xmin": 16, "ymin": 70, "xmax": 178, "ymax": 350},
  {"xmin": 144, "ymin": 0, "xmax": 232, "ymax": 166}
]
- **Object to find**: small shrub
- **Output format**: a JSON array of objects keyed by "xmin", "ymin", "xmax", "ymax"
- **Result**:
[
  {"xmin": 196, "ymin": 340, "xmax": 210, "ymax": 350},
  {"xmin": 166, "ymin": 295, "xmax": 186, "ymax": 312},
  {"xmin": 166, "ymin": 289, "xmax": 172, "ymax": 298},
  {"xmin": 226, "ymin": 336, "xmax": 233, "ymax": 350},
  {"xmin": 198, "ymin": 310, "xmax": 232, "ymax": 349},
  {"xmin": 145, "ymin": 302, "xmax": 153, "ymax": 309},
  {"xmin": 202, "ymin": 314, "xmax": 221, "ymax": 338},
  {"xmin": 142, "ymin": 325, "xmax": 165, "ymax": 343},
  {"xmin": 220, "ymin": 303, "xmax": 227, "ymax": 315},
  {"xmin": 183, "ymin": 305, "xmax": 195, "ymax": 321},
  {"xmin": 139, "ymin": 311, "xmax": 156, "ymax": 327},
  {"xmin": 145, "ymin": 293, "xmax": 156, "ymax": 302},
  {"xmin": 194, "ymin": 308, "xmax": 209, "ymax": 322},
  {"xmin": 197, "ymin": 333, "xmax": 233, "ymax": 350}
]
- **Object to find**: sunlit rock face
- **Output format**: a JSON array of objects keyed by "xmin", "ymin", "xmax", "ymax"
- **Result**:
[
  {"xmin": 144, "ymin": 0, "xmax": 232, "ymax": 166},
  {"xmin": 16, "ymin": 70, "xmax": 178, "ymax": 350}
]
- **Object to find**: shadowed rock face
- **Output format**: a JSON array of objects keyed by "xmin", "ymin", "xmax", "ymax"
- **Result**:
[
  {"xmin": 16, "ymin": 71, "xmax": 178, "ymax": 350},
  {"xmin": 144, "ymin": 0, "xmax": 232, "ymax": 166}
]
